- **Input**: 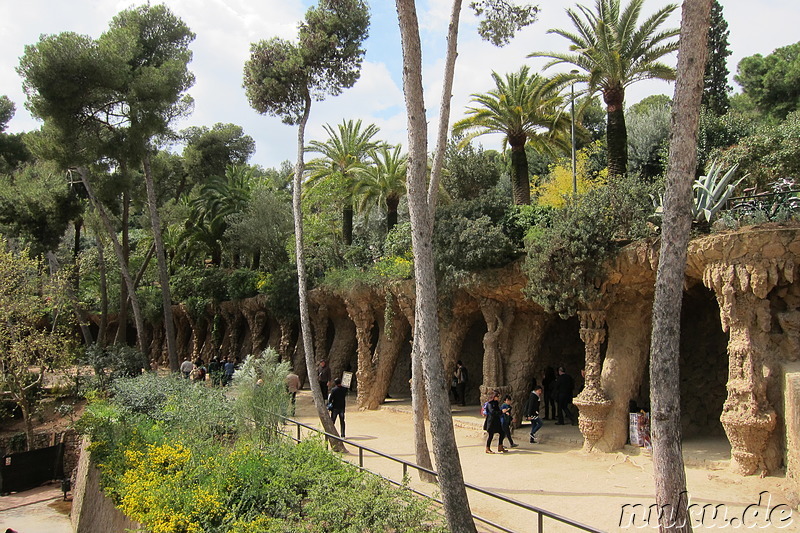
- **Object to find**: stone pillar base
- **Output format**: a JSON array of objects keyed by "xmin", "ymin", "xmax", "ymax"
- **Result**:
[
  {"xmin": 721, "ymin": 408, "xmax": 777, "ymax": 475},
  {"xmin": 574, "ymin": 389, "xmax": 613, "ymax": 452}
]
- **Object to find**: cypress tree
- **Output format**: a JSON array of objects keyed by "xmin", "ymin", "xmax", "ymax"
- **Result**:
[{"xmin": 702, "ymin": 0, "xmax": 732, "ymax": 115}]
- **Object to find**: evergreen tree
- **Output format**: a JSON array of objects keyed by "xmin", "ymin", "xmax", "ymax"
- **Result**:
[{"xmin": 701, "ymin": 0, "xmax": 731, "ymax": 116}]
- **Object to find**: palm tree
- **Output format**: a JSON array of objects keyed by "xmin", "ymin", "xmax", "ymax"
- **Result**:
[
  {"xmin": 529, "ymin": 0, "xmax": 679, "ymax": 179},
  {"xmin": 305, "ymin": 119, "xmax": 382, "ymax": 244},
  {"xmin": 353, "ymin": 144, "xmax": 408, "ymax": 233},
  {"xmin": 182, "ymin": 165, "xmax": 254, "ymax": 266},
  {"xmin": 452, "ymin": 66, "xmax": 570, "ymax": 205}
]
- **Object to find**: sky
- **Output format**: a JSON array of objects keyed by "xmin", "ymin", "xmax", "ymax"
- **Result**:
[{"xmin": 1, "ymin": 0, "xmax": 799, "ymax": 170}]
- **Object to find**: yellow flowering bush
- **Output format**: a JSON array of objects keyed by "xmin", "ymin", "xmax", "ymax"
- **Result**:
[{"xmin": 117, "ymin": 443, "xmax": 226, "ymax": 533}]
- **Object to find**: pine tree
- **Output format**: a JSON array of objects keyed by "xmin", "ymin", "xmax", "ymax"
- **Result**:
[{"xmin": 701, "ymin": 0, "xmax": 731, "ymax": 116}]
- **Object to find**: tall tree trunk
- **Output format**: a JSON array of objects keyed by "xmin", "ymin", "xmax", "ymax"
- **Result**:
[
  {"xmin": 114, "ymin": 190, "xmax": 130, "ymax": 345},
  {"xmin": 650, "ymin": 1, "xmax": 711, "ymax": 531},
  {"xmin": 386, "ymin": 196, "xmax": 400, "ymax": 233},
  {"xmin": 411, "ymin": 341, "xmax": 436, "ymax": 482},
  {"xmin": 97, "ymin": 235, "xmax": 109, "ymax": 348},
  {"xmin": 342, "ymin": 205, "xmax": 354, "ymax": 245},
  {"xmin": 604, "ymin": 84, "xmax": 628, "ymax": 179},
  {"xmin": 76, "ymin": 168, "xmax": 147, "ymax": 352},
  {"xmin": 509, "ymin": 140, "xmax": 531, "ymax": 205},
  {"xmin": 294, "ymin": 93, "xmax": 347, "ymax": 451},
  {"xmin": 143, "ymin": 155, "xmax": 178, "ymax": 372},
  {"xmin": 396, "ymin": 1, "xmax": 476, "ymax": 530}
]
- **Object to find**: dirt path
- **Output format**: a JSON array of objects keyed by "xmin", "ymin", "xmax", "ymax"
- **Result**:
[
  {"xmin": 292, "ymin": 392, "xmax": 797, "ymax": 532},
  {"xmin": 0, "ymin": 485, "xmax": 71, "ymax": 533}
]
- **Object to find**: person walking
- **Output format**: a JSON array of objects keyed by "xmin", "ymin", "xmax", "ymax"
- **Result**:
[
  {"xmin": 180, "ymin": 357, "xmax": 193, "ymax": 379},
  {"xmin": 483, "ymin": 391, "xmax": 506, "ymax": 453},
  {"xmin": 317, "ymin": 360, "xmax": 331, "ymax": 399},
  {"xmin": 555, "ymin": 366, "xmax": 575, "ymax": 425},
  {"xmin": 525, "ymin": 386, "xmax": 544, "ymax": 443},
  {"xmin": 500, "ymin": 394, "xmax": 518, "ymax": 448},
  {"xmin": 542, "ymin": 366, "xmax": 557, "ymax": 420},
  {"xmin": 208, "ymin": 357, "xmax": 221, "ymax": 387},
  {"xmin": 286, "ymin": 371, "xmax": 301, "ymax": 406},
  {"xmin": 223, "ymin": 358, "xmax": 236, "ymax": 386},
  {"xmin": 453, "ymin": 360, "xmax": 468, "ymax": 406},
  {"xmin": 328, "ymin": 377, "xmax": 347, "ymax": 438}
]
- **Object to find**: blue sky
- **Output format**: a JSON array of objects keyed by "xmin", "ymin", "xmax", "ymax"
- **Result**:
[{"xmin": 2, "ymin": 0, "xmax": 798, "ymax": 170}]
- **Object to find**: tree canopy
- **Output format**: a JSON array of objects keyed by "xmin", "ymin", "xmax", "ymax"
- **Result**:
[{"xmin": 735, "ymin": 41, "xmax": 800, "ymax": 121}]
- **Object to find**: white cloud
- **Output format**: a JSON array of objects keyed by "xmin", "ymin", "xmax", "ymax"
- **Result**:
[{"xmin": 2, "ymin": 0, "xmax": 800, "ymax": 170}]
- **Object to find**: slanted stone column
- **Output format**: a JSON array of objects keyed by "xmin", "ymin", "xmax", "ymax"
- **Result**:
[
  {"xmin": 703, "ymin": 261, "xmax": 787, "ymax": 475},
  {"xmin": 310, "ymin": 302, "xmax": 330, "ymax": 363},
  {"xmin": 344, "ymin": 294, "xmax": 375, "ymax": 408},
  {"xmin": 574, "ymin": 309, "xmax": 612, "ymax": 451}
]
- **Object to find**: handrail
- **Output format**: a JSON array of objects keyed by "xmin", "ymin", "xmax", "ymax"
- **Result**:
[{"xmin": 277, "ymin": 414, "xmax": 604, "ymax": 533}]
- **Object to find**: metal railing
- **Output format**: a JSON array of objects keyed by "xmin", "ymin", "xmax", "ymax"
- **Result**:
[{"xmin": 278, "ymin": 415, "xmax": 604, "ymax": 533}]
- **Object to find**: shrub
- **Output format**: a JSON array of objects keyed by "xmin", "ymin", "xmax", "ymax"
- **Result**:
[{"xmin": 524, "ymin": 175, "xmax": 656, "ymax": 317}]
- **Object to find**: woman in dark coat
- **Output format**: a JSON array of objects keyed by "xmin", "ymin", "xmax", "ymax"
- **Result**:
[{"xmin": 483, "ymin": 391, "xmax": 506, "ymax": 453}]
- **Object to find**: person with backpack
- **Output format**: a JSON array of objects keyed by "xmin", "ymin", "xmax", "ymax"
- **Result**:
[
  {"xmin": 483, "ymin": 391, "xmax": 506, "ymax": 453},
  {"xmin": 500, "ymin": 394, "xmax": 519, "ymax": 448}
]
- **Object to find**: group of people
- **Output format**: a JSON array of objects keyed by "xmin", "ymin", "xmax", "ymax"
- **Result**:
[
  {"xmin": 179, "ymin": 356, "xmax": 237, "ymax": 386},
  {"xmin": 482, "ymin": 365, "xmax": 580, "ymax": 452}
]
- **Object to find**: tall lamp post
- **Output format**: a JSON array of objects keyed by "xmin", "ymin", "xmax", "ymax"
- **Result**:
[{"xmin": 570, "ymin": 70, "xmax": 578, "ymax": 196}]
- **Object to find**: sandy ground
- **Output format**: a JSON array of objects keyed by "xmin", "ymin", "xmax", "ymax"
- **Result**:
[
  {"xmin": 291, "ymin": 392, "xmax": 798, "ymax": 532},
  {"xmin": 1, "ymin": 390, "xmax": 796, "ymax": 532},
  {"xmin": 0, "ymin": 484, "xmax": 71, "ymax": 533}
]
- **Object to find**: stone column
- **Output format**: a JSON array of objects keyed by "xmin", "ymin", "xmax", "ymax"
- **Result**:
[
  {"xmin": 703, "ymin": 261, "xmax": 786, "ymax": 475},
  {"xmin": 573, "ymin": 309, "xmax": 613, "ymax": 451},
  {"xmin": 344, "ymin": 295, "xmax": 375, "ymax": 408}
]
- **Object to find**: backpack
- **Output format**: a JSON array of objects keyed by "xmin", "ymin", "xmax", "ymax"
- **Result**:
[{"xmin": 481, "ymin": 401, "xmax": 490, "ymax": 417}]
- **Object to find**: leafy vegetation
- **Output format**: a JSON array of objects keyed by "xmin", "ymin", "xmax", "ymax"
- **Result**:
[{"xmin": 77, "ymin": 355, "xmax": 446, "ymax": 533}]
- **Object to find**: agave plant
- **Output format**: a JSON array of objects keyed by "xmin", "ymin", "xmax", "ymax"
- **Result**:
[
  {"xmin": 651, "ymin": 161, "xmax": 745, "ymax": 224},
  {"xmin": 693, "ymin": 161, "xmax": 745, "ymax": 223}
]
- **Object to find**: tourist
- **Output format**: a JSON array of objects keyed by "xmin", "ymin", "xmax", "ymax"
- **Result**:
[
  {"xmin": 525, "ymin": 386, "xmax": 544, "ymax": 443},
  {"xmin": 317, "ymin": 360, "xmax": 331, "ymax": 399},
  {"xmin": 555, "ymin": 366, "xmax": 575, "ymax": 425},
  {"xmin": 500, "ymin": 394, "xmax": 518, "ymax": 448},
  {"xmin": 223, "ymin": 358, "xmax": 236, "ymax": 386},
  {"xmin": 149, "ymin": 358, "xmax": 159, "ymax": 372},
  {"xmin": 180, "ymin": 357, "xmax": 193, "ymax": 379},
  {"xmin": 453, "ymin": 360, "xmax": 468, "ymax": 406},
  {"xmin": 208, "ymin": 357, "xmax": 221, "ymax": 386},
  {"xmin": 542, "ymin": 366, "xmax": 556, "ymax": 420},
  {"xmin": 483, "ymin": 391, "xmax": 506, "ymax": 453},
  {"xmin": 328, "ymin": 377, "xmax": 347, "ymax": 438},
  {"xmin": 286, "ymin": 371, "xmax": 301, "ymax": 405}
]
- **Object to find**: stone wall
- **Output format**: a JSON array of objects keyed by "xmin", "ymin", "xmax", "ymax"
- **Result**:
[
  {"xmin": 71, "ymin": 438, "xmax": 141, "ymax": 533},
  {"xmin": 783, "ymin": 364, "xmax": 800, "ymax": 507}
]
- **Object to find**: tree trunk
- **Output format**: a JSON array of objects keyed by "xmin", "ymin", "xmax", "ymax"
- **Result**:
[
  {"xmin": 411, "ymin": 340, "xmax": 436, "ymax": 483},
  {"xmin": 97, "ymin": 235, "xmax": 109, "ymax": 348},
  {"xmin": 143, "ymin": 155, "xmax": 179, "ymax": 372},
  {"xmin": 650, "ymin": 1, "xmax": 711, "ymax": 531},
  {"xmin": 76, "ymin": 168, "xmax": 147, "ymax": 352},
  {"xmin": 604, "ymin": 84, "xmax": 628, "ymax": 180},
  {"xmin": 114, "ymin": 190, "xmax": 130, "ymax": 345},
  {"xmin": 342, "ymin": 205, "xmax": 354, "ymax": 245},
  {"xmin": 386, "ymin": 196, "xmax": 399, "ymax": 233},
  {"xmin": 395, "ymin": 1, "xmax": 476, "ymax": 530},
  {"xmin": 510, "ymin": 140, "xmax": 531, "ymax": 205},
  {"xmin": 293, "ymin": 93, "xmax": 347, "ymax": 451}
]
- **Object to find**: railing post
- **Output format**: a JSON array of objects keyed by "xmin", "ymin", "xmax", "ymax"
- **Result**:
[
  {"xmin": 538, "ymin": 512, "xmax": 543, "ymax": 533},
  {"xmin": 359, "ymin": 447, "xmax": 364, "ymax": 468},
  {"xmin": 403, "ymin": 463, "xmax": 407, "ymax": 479},
  {"xmin": 296, "ymin": 423, "xmax": 301, "ymax": 442}
]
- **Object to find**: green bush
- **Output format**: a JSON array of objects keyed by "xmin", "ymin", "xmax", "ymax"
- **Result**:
[
  {"xmin": 524, "ymin": 175, "xmax": 656, "ymax": 317},
  {"xmin": 226, "ymin": 269, "xmax": 258, "ymax": 301},
  {"xmin": 76, "ymin": 369, "xmax": 446, "ymax": 533}
]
